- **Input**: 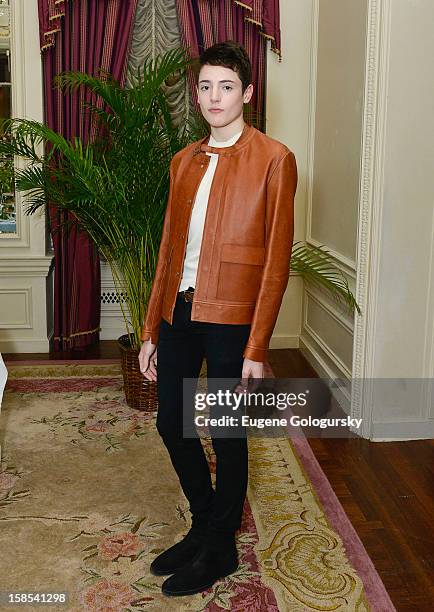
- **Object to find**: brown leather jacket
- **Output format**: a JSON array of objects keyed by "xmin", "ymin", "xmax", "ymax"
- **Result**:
[{"xmin": 140, "ymin": 123, "xmax": 298, "ymax": 362}]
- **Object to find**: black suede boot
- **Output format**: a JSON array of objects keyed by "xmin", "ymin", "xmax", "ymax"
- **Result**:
[
  {"xmin": 150, "ymin": 526, "xmax": 207, "ymax": 576},
  {"xmin": 161, "ymin": 534, "xmax": 238, "ymax": 596}
]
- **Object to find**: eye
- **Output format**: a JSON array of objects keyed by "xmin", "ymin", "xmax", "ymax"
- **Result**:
[
  {"xmin": 200, "ymin": 85, "xmax": 209, "ymax": 91},
  {"xmin": 223, "ymin": 86, "xmax": 233, "ymax": 91}
]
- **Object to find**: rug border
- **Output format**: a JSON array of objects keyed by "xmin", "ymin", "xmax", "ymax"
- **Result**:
[
  {"xmin": 289, "ymin": 435, "xmax": 396, "ymax": 611},
  {"xmin": 3, "ymin": 359, "xmax": 121, "ymax": 366}
]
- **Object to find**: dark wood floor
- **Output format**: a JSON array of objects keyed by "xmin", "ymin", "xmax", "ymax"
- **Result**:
[{"xmin": 3, "ymin": 343, "xmax": 434, "ymax": 611}]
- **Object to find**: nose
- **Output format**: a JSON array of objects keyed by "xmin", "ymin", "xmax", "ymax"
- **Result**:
[{"xmin": 210, "ymin": 85, "xmax": 221, "ymax": 104}]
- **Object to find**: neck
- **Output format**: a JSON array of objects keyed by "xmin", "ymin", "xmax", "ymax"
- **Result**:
[{"xmin": 209, "ymin": 117, "xmax": 245, "ymax": 142}]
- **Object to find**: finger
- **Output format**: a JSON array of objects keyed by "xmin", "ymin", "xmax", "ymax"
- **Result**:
[
  {"xmin": 148, "ymin": 361, "xmax": 157, "ymax": 377},
  {"xmin": 143, "ymin": 369, "xmax": 156, "ymax": 382}
]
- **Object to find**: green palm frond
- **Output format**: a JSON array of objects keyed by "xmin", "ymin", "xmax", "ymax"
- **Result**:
[
  {"xmin": 4, "ymin": 47, "xmax": 199, "ymax": 349},
  {"xmin": 54, "ymin": 71, "xmax": 127, "ymax": 119},
  {"xmin": 0, "ymin": 118, "xmax": 67, "ymax": 162},
  {"xmin": 290, "ymin": 241, "xmax": 361, "ymax": 315}
]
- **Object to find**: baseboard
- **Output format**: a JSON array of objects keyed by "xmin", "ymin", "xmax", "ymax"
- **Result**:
[
  {"xmin": 269, "ymin": 333, "xmax": 299, "ymax": 350},
  {"xmin": 0, "ymin": 339, "xmax": 50, "ymax": 353},
  {"xmin": 370, "ymin": 420, "xmax": 434, "ymax": 441}
]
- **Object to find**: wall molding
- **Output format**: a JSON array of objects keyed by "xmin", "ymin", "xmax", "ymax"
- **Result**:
[
  {"xmin": 370, "ymin": 420, "xmax": 434, "ymax": 442},
  {"xmin": 0, "ymin": 0, "xmax": 45, "ymax": 251},
  {"xmin": 302, "ymin": 0, "xmax": 392, "ymax": 439},
  {"xmin": 302, "ymin": 0, "xmax": 359, "ymax": 386},
  {"xmin": 423, "ymin": 201, "xmax": 434, "ymax": 387},
  {"xmin": 305, "ymin": 286, "xmax": 354, "ymax": 335},
  {"xmin": 0, "ymin": 256, "xmax": 53, "ymax": 276},
  {"xmin": 0, "ymin": 288, "xmax": 31, "ymax": 327},
  {"xmin": 305, "ymin": 237, "xmax": 357, "ymax": 276},
  {"xmin": 303, "ymin": 290, "xmax": 352, "ymax": 378},
  {"xmin": 351, "ymin": 0, "xmax": 391, "ymax": 438},
  {"xmin": 0, "ymin": 0, "xmax": 51, "ymax": 357},
  {"xmin": 305, "ymin": 0, "xmax": 319, "ymax": 261},
  {"xmin": 0, "ymin": 339, "xmax": 52, "ymax": 353},
  {"xmin": 422, "ymin": 175, "xmax": 434, "ymax": 418},
  {"xmin": 305, "ymin": 1, "xmax": 357, "ymax": 275}
]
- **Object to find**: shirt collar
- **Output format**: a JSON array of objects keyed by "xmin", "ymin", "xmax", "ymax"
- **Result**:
[{"xmin": 193, "ymin": 123, "xmax": 255, "ymax": 157}]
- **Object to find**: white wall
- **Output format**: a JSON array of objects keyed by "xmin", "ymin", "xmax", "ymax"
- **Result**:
[
  {"xmin": 0, "ymin": 0, "xmax": 53, "ymax": 353},
  {"xmin": 267, "ymin": 0, "xmax": 434, "ymax": 440},
  {"xmin": 367, "ymin": 0, "xmax": 434, "ymax": 438},
  {"xmin": 266, "ymin": 0, "xmax": 313, "ymax": 351},
  {"xmin": 266, "ymin": 0, "xmax": 364, "ymax": 379}
]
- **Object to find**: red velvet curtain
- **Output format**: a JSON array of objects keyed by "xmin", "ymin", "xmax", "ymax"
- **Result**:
[
  {"xmin": 233, "ymin": 0, "xmax": 281, "ymax": 58},
  {"xmin": 175, "ymin": 0, "xmax": 281, "ymax": 132},
  {"xmin": 37, "ymin": 0, "xmax": 138, "ymax": 350}
]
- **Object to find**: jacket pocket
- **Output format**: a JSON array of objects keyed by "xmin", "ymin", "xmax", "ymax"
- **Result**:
[{"xmin": 217, "ymin": 244, "xmax": 265, "ymax": 302}]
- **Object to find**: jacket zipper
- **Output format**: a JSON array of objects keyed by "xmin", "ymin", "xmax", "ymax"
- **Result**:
[{"xmin": 170, "ymin": 156, "xmax": 211, "ymax": 320}]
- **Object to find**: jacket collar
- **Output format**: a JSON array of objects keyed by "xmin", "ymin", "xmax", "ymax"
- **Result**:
[{"xmin": 193, "ymin": 123, "xmax": 255, "ymax": 157}]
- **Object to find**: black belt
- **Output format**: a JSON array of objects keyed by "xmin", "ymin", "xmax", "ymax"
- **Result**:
[{"xmin": 178, "ymin": 287, "xmax": 195, "ymax": 302}]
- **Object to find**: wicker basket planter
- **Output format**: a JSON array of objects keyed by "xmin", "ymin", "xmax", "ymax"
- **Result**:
[{"xmin": 118, "ymin": 333, "xmax": 158, "ymax": 411}]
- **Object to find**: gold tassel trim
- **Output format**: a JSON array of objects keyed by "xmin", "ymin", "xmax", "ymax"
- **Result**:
[
  {"xmin": 54, "ymin": 326, "xmax": 102, "ymax": 342},
  {"xmin": 232, "ymin": 0, "xmax": 282, "ymax": 61},
  {"xmin": 48, "ymin": 12, "xmax": 65, "ymax": 21},
  {"xmin": 43, "ymin": 27, "xmax": 61, "ymax": 36},
  {"xmin": 40, "ymin": 1, "xmax": 67, "ymax": 52},
  {"xmin": 244, "ymin": 17, "xmax": 263, "ymax": 27},
  {"xmin": 233, "ymin": 0, "xmax": 252, "ymax": 11},
  {"xmin": 259, "ymin": 32, "xmax": 282, "ymax": 61}
]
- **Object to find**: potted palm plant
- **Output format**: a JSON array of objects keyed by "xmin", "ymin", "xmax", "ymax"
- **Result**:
[
  {"xmin": 0, "ymin": 46, "xmax": 360, "ymax": 410},
  {"xmin": 0, "ymin": 48, "xmax": 208, "ymax": 409}
]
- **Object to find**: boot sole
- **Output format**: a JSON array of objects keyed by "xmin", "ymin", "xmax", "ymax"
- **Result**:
[
  {"xmin": 150, "ymin": 562, "xmax": 191, "ymax": 577},
  {"xmin": 161, "ymin": 560, "xmax": 239, "ymax": 596}
]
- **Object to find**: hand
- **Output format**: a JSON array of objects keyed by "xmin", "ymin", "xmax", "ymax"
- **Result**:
[
  {"xmin": 234, "ymin": 358, "xmax": 264, "ymax": 394},
  {"xmin": 138, "ymin": 339, "xmax": 158, "ymax": 382}
]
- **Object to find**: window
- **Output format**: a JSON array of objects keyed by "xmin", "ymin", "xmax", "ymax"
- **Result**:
[{"xmin": 0, "ymin": 0, "xmax": 15, "ymax": 235}]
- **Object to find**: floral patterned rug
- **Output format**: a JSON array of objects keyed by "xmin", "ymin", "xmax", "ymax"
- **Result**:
[{"xmin": 0, "ymin": 363, "xmax": 386, "ymax": 611}]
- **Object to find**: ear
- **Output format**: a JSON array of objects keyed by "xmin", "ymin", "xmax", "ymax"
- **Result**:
[{"xmin": 243, "ymin": 83, "xmax": 254, "ymax": 104}]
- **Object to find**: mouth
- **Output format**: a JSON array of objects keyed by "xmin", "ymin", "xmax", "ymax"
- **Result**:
[{"xmin": 208, "ymin": 109, "xmax": 224, "ymax": 113}]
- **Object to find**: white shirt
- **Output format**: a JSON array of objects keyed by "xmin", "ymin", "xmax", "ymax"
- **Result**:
[{"xmin": 179, "ymin": 129, "xmax": 243, "ymax": 291}]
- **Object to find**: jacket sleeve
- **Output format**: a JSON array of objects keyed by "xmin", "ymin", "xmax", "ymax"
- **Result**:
[
  {"xmin": 243, "ymin": 150, "xmax": 298, "ymax": 362},
  {"xmin": 140, "ymin": 158, "xmax": 175, "ymax": 345}
]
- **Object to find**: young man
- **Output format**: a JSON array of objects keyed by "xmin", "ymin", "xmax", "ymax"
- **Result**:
[{"xmin": 138, "ymin": 41, "xmax": 297, "ymax": 597}]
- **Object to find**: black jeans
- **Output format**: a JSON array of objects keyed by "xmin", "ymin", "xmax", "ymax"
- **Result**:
[{"xmin": 156, "ymin": 289, "xmax": 251, "ymax": 542}]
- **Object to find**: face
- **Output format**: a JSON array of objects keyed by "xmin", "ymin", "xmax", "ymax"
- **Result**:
[{"xmin": 196, "ymin": 64, "xmax": 253, "ymax": 128}]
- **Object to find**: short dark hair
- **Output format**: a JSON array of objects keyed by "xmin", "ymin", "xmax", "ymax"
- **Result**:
[{"xmin": 198, "ymin": 41, "xmax": 252, "ymax": 93}]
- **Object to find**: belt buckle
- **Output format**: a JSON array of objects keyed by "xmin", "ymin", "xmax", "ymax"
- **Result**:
[{"xmin": 183, "ymin": 289, "xmax": 194, "ymax": 302}]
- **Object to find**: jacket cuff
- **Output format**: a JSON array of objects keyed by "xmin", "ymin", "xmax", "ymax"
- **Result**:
[
  {"xmin": 243, "ymin": 344, "xmax": 268, "ymax": 363},
  {"xmin": 140, "ymin": 328, "xmax": 159, "ymax": 345}
]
